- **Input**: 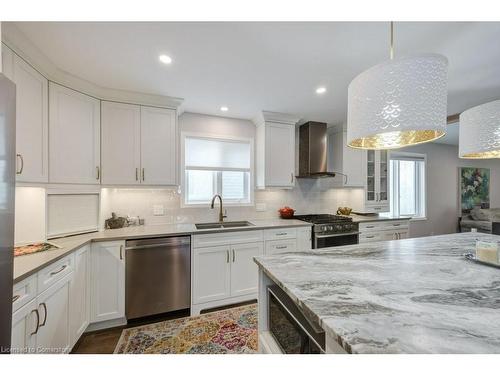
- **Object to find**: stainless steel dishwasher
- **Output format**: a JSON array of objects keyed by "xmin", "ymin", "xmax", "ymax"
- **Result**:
[{"xmin": 125, "ymin": 236, "xmax": 191, "ymax": 319}]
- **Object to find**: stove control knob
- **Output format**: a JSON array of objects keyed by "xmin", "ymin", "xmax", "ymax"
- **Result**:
[{"xmin": 335, "ymin": 225, "xmax": 343, "ymax": 231}]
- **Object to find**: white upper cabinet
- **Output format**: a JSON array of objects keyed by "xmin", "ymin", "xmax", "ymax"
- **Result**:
[
  {"xmin": 255, "ymin": 112, "xmax": 299, "ymax": 189},
  {"xmin": 328, "ymin": 130, "xmax": 364, "ymax": 187},
  {"xmin": 49, "ymin": 82, "xmax": 101, "ymax": 184},
  {"xmin": 140, "ymin": 106, "xmax": 177, "ymax": 185},
  {"xmin": 2, "ymin": 45, "xmax": 48, "ymax": 183},
  {"xmin": 101, "ymin": 102, "xmax": 177, "ymax": 186},
  {"xmin": 101, "ymin": 101, "xmax": 141, "ymax": 185}
]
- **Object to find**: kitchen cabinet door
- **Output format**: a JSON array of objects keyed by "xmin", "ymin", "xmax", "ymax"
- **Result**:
[
  {"xmin": 90, "ymin": 241, "xmax": 125, "ymax": 323},
  {"xmin": 10, "ymin": 53, "xmax": 49, "ymax": 183},
  {"xmin": 140, "ymin": 106, "xmax": 177, "ymax": 185},
  {"xmin": 230, "ymin": 242, "xmax": 263, "ymax": 297},
  {"xmin": 101, "ymin": 101, "xmax": 141, "ymax": 185},
  {"xmin": 296, "ymin": 227, "xmax": 312, "ymax": 251},
  {"xmin": 69, "ymin": 245, "xmax": 90, "ymax": 347},
  {"xmin": 192, "ymin": 246, "xmax": 231, "ymax": 304},
  {"xmin": 36, "ymin": 274, "xmax": 72, "ymax": 354},
  {"xmin": 265, "ymin": 121, "xmax": 295, "ymax": 187},
  {"xmin": 11, "ymin": 299, "xmax": 38, "ymax": 354},
  {"xmin": 49, "ymin": 82, "xmax": 100, "ymax": 184}
]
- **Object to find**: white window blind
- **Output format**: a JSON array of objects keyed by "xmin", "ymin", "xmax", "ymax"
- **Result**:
[
  {"xmin": 389, "ymin": 153, "xmax": 426, "ymax": 218},
  {"xmin": 183, "ymin": 136, "xmax": 252, "ymax": 205}
]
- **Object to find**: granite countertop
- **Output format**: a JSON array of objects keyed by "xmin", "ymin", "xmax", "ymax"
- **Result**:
[
  {"xmin": 254, "ymin": 232, "xmax": 500, "ymax": 353},
  {"xmin": 13, "ymin": 218, "xmax": 310, "ymax": 283}
]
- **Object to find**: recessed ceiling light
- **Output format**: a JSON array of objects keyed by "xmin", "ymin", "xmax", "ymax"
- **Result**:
[
  {"xmin": 316, "ymin": 87, "xmax": 327, "ymax": 95},
  {"xmin": 159, "ymin": 54, "xmax": 172, "ymax": 64},
  {"xmin": 220, "ymin": 106, "xmax": 229, "ymax": 112}
]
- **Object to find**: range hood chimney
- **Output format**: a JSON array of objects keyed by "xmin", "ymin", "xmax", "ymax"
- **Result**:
[{"xmin": 297, "ymin": 121, "xmax": 341, "ymax": 179}]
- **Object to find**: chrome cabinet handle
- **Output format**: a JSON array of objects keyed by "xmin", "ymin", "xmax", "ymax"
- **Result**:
[
  {"xmin": 96, "ymin": 166, "xmax": 100, "ymax": 180},
  {"xmin": 393, "ymin": 223, "xmax": 401, "ymax": 227},
  {"xmin": 50, "ymin": 264, "xmax": 67, "ymax": 276},
  {"xmin": 30, "ymin": 309, "xmax": 40, "ymax": 336},
  {"xmin": 142, "ymin": 168, "xmax": 145, "ymax": 181},
  {"xmin": 366, "ymin": 235, "xmax": 375, "ymax": 239},
  {"xmin": 275, "ymin": 245, "xmax": 287, "ymax": 249},
  {"xmin": 12, "ymin": 294, "xmax": 20, "ymax": 303},
  {"xmin": 135, "ymin": 168, "xmax": 139, "ymax": 181},
  {"xmin": 366, "ymin": 225, "xmax": 375, "ymax": 228},
  {"xmin": 290, "ymin": 173, "xmax": 294, "ymax": 183},
  {"xmin": 120, "ymin": 245, "xmax": 123, "ymax": 260},
  {"xmin": 232, "ymin": 249, "xmax": 235, "ymax": 262},
  {"xmin": 39, "ymin": 303, "xmax": 47, "ymax": 327},
  {"xmin": 276, "ymin": 232, "xmax": 287, "ymax": 236},
  {"xmin": 16, "ymin": 154, "xmax": 24, "ymax": 174},
  {"xmin": 226, "ymin": 250, "xmax": 229, "ymax": 263}
]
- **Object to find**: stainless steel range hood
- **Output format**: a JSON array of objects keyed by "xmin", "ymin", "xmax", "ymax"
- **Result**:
[{"xmin": 297, "ymin": 121, "xmax": 338, "ymax": 178}]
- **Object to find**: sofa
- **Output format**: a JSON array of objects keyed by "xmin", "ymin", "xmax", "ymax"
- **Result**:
[{"xmin": 460, "ymin": 207, "xmax": 500, "ymax": 233}]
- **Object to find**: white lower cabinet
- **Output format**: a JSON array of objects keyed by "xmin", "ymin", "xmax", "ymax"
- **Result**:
[
  {"xmin": 35, "ymin": 274, "xmax": 72, "ymax": 353},
  {"xmin": 230, "ymin": 242, "xmax": 264, "ymax": 297},
  {"xmin": 11, "ymin": 299, "xmax": 38, "ymax": 354},
  {"xmin": 90, "ymin": 241, "xmax": 125, "ymax": 323},
  {"xmin": 358, "ymin": 220, "xmax": 410, "ymax": 243},
  {"xmin": 193, "ymin": 245, "xmax": 231, "ymax": 305},
  {"xmin": 69, "ymin": 245, "xmax": 90, "ymax": 347}
]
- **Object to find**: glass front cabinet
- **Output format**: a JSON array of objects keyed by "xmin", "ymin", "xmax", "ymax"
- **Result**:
[{"xmin": 363, "ymin": 150, "xmax": 390, "ymax": 213}]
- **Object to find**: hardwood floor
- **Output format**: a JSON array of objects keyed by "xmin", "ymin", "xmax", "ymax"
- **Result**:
[{"xmin": 71, "ymin": 300, "xmax": 256, "ymax": 354}]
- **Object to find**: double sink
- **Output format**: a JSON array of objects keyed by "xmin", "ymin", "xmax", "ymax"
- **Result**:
[{"xmin": 195, "ymin": 221, "xmax": 254, "ymax": 230}]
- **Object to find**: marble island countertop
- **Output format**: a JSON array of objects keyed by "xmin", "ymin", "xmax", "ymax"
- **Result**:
[
  {"xmin": 13, "ymin": 218, "xmax": 311, "ymax": 283},
  {"xmin": 254, "ymin": 232, "xmax": 500, "ymax": 353}
]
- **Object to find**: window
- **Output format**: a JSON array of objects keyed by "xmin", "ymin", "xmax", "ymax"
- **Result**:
[
  {"xmin": 182, "ymin": 135, "xmax": 253, "ymax": 206},
  {"xmin": 389, "ymin": 152, "xmax": 426, "ymax": 218}
]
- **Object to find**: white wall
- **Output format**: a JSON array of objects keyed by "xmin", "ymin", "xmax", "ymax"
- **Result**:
[{"xmin": 405, "ymin": 142, "xmax": 500, "ymax": 237}]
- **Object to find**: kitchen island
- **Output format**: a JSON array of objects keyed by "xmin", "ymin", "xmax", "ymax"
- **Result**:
[{"xmin": 254, "ymin": 232, "xmax": 500, "ymax": 353}]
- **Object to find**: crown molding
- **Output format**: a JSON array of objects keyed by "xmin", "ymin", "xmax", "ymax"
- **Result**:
[
  {"xmin": 1, "ymin": 23, "xmax": 183, "ymax": 109},
  {"xmin": 252, "ymin": 110, "xmax": 302, "ymax": 127}
]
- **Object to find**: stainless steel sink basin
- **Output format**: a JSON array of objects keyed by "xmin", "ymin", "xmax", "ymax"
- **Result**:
[{"xmin": 195, "ymin": 221, "xmax": 254, "ymax": 230}]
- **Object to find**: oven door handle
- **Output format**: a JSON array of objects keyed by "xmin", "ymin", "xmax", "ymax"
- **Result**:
[
  {"xmin": 314, "ymin": 231, "xmax": 360, "ymax": 239},
  {"xmin": 268, "ymin": 288, "xmax": 325, "ymax": 353}
]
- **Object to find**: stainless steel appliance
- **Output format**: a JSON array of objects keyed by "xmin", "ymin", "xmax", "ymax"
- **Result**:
[
  {"xmin": 296, "ymin": 121, "xmax": 346, "ymax": 182},
  {"xmin": 268, "ymin": 285, "xmax": 325, "ymax": 354},
  {"xmin": 125, "ymin": 236, "xmax": 191, "ymax": 319},
  {"xmin": 294, "ymin": 214, "xmax": 359, "ymax": 249},
  {"xmin": 0, "ymin": 74, "xmax": 16, "ymax": 351}
]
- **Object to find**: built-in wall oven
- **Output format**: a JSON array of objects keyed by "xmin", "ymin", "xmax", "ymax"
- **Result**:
[{"xmin": 268, "ymin": 285, "xmax": 325, "ymax": 354}]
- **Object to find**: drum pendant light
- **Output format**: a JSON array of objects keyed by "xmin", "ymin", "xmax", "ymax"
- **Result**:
[
  {"xmin": 459, "ymin": 99, "xmax": 500, "ymax": 159},
  {"xmin": 347, "ymin": 22, "xmax": 448, "ymax": 150}
]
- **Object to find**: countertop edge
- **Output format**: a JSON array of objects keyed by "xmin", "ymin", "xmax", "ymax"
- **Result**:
[
  {"xmin": 253, "ymin": 256, "xmax": 354, "ymax": 354},
  {"xmin": 14, "ymin": 220, "xmax": 312, "ymax": 284}
]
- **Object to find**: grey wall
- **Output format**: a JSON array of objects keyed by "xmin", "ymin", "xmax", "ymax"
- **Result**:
[{"xmin": 405, "ymin": 142, "xmax": 500, "ymax": 237}]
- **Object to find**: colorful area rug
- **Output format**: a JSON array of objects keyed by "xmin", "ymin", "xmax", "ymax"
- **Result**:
[{"xmin": 114, "ymin": 304, "xmax": 257, "ymax": 354}]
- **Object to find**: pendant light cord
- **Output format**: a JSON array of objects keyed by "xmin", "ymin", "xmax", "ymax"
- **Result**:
[{"xmin": 390, "ymin": 21, "xmax": 394, "ymax": 60}]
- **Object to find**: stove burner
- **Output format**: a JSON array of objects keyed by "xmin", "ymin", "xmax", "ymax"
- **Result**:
[{"xmin": 294, "ymin": 214, "xmax": 358, "ymax": 235}]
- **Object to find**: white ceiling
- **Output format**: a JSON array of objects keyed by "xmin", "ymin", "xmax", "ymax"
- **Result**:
[{"xmin": 11, "ymin": 22, "xmax": 500, "ymax": 145}]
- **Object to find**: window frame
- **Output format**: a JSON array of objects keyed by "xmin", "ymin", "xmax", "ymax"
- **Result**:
[
  {"xmin": 388, "ymin": 152, "xmax": 427, "ymax": 219},
  {"xmin": 180, "ymin": 132, "xmax": 254, "ymax": 207}
]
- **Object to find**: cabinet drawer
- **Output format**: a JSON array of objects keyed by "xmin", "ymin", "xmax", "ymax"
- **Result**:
[
  {"xmin": 359, "ymin": 222, "xmax": 385, "ymax": 232},
  {"xmin": 380, "ymin": 220, "xmax": 409, "ymax": 230},
  {"xmin": 264, "ymin": 228, "xmax": 297, "ymax": 241},
  {"xmin": 359, "ymin": 232, "xmax": 384, "ymax": 243},
  {"xmin": 193, "ymin": 230, "xmax": 264, "ymax": 248},
  {"xmin": 37, "ymin": 254, "xmax": 74, "ymax": 293},
  {"xmin": 12, "ymin": 275, "xmax": 37, "ymax": 313},
  {"xmin": 265, "ymin": 239, "xmax": 297, "ymax": 255}
]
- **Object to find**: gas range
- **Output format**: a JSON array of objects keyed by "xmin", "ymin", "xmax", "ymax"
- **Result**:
[{"xmin": 294, "ymin": 214, "xmax": 359, "ymax": 248}]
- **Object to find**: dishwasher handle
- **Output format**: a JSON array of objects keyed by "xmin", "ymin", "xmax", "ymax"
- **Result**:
[{"xmin": 125, "ymin": 237, "xmax": 191, "ymax": 250}]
